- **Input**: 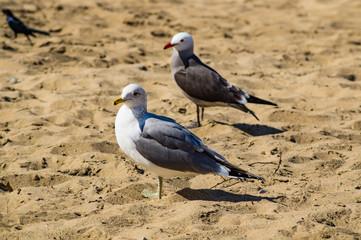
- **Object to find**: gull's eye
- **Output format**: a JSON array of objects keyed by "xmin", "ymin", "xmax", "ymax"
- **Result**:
[
  {"xmin": 133, "ymin": 91, "xmax": 140, "ymax": 96},
  {"xmin": 180, "ymin": 39, "xmax": 184, "ymax": 42}
]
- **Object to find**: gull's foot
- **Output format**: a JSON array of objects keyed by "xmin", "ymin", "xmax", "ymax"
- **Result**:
[
  {"xmin": 141, "ymin": 189, "xmax": 159, "ymax": 199},
  {"xmin": 142, "ymin": 176, "xmax": 163, "ymax": 200},
  {"xmin": 186, "ymin": 121, "xmax": 201, "ymax": 129}
]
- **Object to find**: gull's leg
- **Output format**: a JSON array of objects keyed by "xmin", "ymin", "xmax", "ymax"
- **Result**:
[
  {"xmin": 201, "ymin": 107, "xmax": 205, "ymax": 121},
  {"xmin": 141, "ymin": 176, "xmax": 163, "ymax": 199},
  {"xmin": 187, "ymin": 105, "xmax": 201, "ymax": 128},
  {"xmin": 196, "ymin": 105, "xmax": 201, "ymax": 127},
  {"xmin": 157, "ymin": 176, "xmax": 163, "ymax": 200}
]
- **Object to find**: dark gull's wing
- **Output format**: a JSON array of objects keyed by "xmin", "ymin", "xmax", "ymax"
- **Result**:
[{"xmin": 174, "ymin": 55, "xmax": 249, "ymax": 105}]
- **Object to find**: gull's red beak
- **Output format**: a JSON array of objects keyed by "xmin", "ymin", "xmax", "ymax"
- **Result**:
[{"xmin": 163, "ymin": 42, "xmax": 174, "ymax": 50}]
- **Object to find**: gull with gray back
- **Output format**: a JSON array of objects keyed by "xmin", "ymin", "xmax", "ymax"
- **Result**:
[{"xmin": 113, "ymin": 84, "xmax": 264, "ymax": 199}]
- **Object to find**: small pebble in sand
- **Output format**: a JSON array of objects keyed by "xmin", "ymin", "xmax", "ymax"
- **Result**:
[
  {"xmin": 258, "ymin": 189, "xmax": 268, "ymax": 194},
  {"xmin": 6, "ymin": 77, "xmax": 22, "ymax": 84}
]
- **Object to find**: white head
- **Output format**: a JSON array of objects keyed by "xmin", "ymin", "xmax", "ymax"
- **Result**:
[
  {"xmin": 113, "ymin": 84, "xmax": 147, "ymax": 109},
  {"xmin": 164, "ymin": 32, "xmax": 194, "ymax": 52}
]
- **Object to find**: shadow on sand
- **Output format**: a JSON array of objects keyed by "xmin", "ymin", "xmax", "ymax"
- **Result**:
[
  {"xmin": 214, "ymin": 121, "xmax": 284, "ymax": 136},
  {"xmin": 177, "ymin": 188, "xmax": 284, "ymax": 203}
]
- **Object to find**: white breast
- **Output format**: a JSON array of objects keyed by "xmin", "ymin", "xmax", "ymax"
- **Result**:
[
  {"xmin": 115, "ymin": 106, "xmax": 143, "ymax": 162},
  {"xmin": 115, "ymin": 106, "xmax": 195, "ymax": 178}
]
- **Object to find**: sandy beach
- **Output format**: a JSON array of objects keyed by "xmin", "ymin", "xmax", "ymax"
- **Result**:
[{"xmin": 1, "ymin": 0, "xmax": 360, "ymax": 239}]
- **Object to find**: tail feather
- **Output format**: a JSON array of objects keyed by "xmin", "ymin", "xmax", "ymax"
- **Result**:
[
  {"xmin": 29, "ymin": 28, "xmax": 50, "ymax": 36},
  {"xmin": 247, "ymin": 95, "xmax": 277, "ymax": 106}
]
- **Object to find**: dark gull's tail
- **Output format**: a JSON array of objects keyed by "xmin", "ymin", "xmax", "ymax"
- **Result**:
[{"xmin": 247, "ymin": 95, "xmax": 277, "ymax": 106}]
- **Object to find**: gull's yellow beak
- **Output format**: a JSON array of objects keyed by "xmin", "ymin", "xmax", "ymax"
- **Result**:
[{"xmin": 113, "ymin": 97, "xmax": 126, "ymax": 105}]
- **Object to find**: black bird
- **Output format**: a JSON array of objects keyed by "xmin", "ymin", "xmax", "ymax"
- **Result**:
[{"xmin": 2, "ymin": 9, "xmax": 50, "ymax": 45}]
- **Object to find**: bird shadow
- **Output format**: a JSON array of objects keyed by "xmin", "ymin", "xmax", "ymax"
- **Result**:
[
  {"xmin": 176, "ymin": 188, "xmax": 284, "ymax": 203},
  {"xmin": 214, "ymin": 121, "xmax": 284, "ymax": 136}
]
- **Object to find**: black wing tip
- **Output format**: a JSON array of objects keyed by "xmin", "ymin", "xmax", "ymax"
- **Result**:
[
  {"xmin": 250, "ymin": 110, "xmax": 260, "ymax": 121},
  {"xmin": 255, "ymin": 176, "xmax": 265, "ymax": 181},
  {"xmin": 270, "ymin": 102, "xmax": 278, "ymax": 107},
  {"xmin": 244, "ymin": 174, "xmax": 265, "ymax": 181},
  {"xmin": 231, "ymin": 168, "xmax": 265, "ymax": 181},
  {"xmin": 228, "ymin": 103, "xmax": 260, "ymax": 120}
]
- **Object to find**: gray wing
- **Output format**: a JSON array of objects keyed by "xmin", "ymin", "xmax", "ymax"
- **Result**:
[
  {"xmin": 134, "ymin": 116, "xmax": 229, "ymax": 175},
  {"xmin": 174, "ymin": 55, "xmax": 249, "ymax": 104}
]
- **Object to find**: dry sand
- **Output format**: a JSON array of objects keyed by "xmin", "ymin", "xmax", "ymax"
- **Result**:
[{"xmin": 1, "ymin": 0, "xmax": 361, "ymax": 239}]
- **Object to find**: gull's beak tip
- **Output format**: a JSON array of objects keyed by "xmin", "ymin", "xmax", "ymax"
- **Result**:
[
  {"xmin": 164, "ymin": 42, "xmax": 173, "ymax": 50},
  {"xmin": 113, "ymin": 97, "xmax": 126, "ymax": 106}
]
